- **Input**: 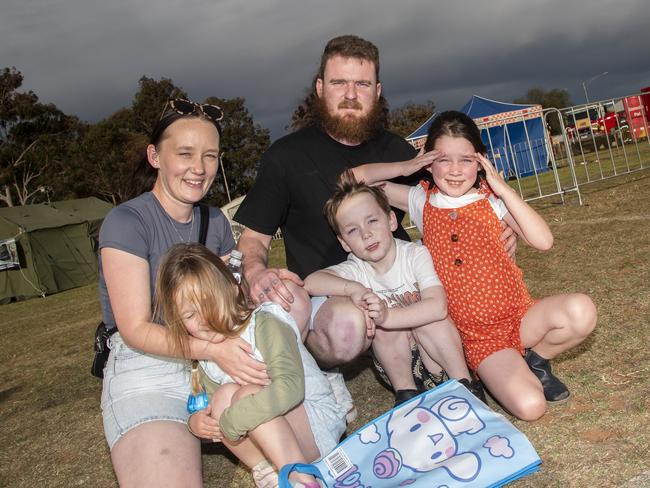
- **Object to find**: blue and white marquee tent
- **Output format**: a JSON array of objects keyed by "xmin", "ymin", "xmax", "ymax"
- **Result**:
[{"xmin": 407, "ymin": 96, "xmax": 549, "ymax": 178}]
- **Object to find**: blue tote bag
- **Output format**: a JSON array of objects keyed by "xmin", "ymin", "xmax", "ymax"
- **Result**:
[{"xmin": 279, "ymin": 380, "xmax": 541, "ymax": 487}]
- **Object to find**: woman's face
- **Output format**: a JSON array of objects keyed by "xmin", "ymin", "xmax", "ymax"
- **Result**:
[{"xmin": 150, "ymin": 117, "xmax": 220, "ymax": 206}]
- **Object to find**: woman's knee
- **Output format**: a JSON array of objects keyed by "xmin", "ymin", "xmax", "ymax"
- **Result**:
[{"xmin": 565, "ymin": 293, "xmax": 597, "ymax": 338}]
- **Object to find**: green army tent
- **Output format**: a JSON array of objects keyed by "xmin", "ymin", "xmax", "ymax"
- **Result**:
[
  {"xmin": 51, "ymin": 197, "xmax": 114, "ymax": 249},
  {"xmin": 0, "ymin": 198, "xmax": 112, "ymax": 303}
]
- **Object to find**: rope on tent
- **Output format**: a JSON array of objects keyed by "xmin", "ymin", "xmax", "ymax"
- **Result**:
[{"xmin": 18, "ymin": 268, "xmax": 46, "ymax": 298}]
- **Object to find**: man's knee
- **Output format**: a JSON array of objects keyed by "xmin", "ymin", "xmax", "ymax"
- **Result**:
[
  {"xmin": 283, "ymin": 280, "xmax": 311, "ymax": 337},
  {"xmin": 311, "ymin": 299, "xmax": 368, "ymax": 365}
]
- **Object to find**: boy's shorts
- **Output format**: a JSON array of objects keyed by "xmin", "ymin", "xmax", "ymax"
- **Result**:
[{"xmin": 370, "ymin": 343, "xmax": 448, "ymax": 392}]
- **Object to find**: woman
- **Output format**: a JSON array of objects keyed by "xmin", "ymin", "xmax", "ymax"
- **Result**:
[{"xmin": 99, "ymin": 100, "xmax": 268, "ymax": 487}]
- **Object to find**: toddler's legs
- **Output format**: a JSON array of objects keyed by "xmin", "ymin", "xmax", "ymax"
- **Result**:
[
  {"xmin": 477, "ymin": 348, "xmax": 547, "ymax": 421},
  {"xmin": 229, "ymin": 384, "xmax": 318, "ymax": 486},
  {"xmin": 210, "ymin": 384, "xmax": 267, "ymax": 470}
]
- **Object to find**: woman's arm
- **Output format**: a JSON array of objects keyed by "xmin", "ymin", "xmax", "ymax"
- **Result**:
[
  {"xmin": 102, "ymin": 247, "xmax": 268, "ymax": 385},
  {"xmin": 477, "ymin": 154, "xmax": 553, "ymax": 251}
]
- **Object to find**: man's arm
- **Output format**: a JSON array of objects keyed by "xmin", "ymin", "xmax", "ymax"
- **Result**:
[{"xmin": 238, "ymin": 227, "xmax": 303, "ymax": 311}]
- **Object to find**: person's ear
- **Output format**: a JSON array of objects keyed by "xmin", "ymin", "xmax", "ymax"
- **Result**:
[
  {"xmin": 337, "ymin": 235, "xmax": 352, "ymax": 253},
  {"xmin": 389, "ymin": 210, "xmax": 398, "ymax": 232},
  {"xmin": 376, "ymin": 81, "xmax": 382, "ymax": 100},
  {"xmin": 147, "ymin": 145, "xmax": 160, "ymax": 168},
  {"xmin": 316, "ymin": 78, "xmax": 324, "ymax": 98}
]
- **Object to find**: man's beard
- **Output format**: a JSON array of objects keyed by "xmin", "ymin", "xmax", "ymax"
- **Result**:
[{"xmin": 315, "ymin": 96, "xmax": 384, "ymax": 145}]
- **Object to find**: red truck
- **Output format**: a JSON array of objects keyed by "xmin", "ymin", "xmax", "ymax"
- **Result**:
[{"xmin": 567, "ymin": 87, "xmax": 650, "ymax": 144}]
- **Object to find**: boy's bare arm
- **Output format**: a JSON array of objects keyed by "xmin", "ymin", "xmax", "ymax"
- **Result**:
[
  {"xmin": 369, "ymin": 285, "xmax": 447, "ymax": 330},
  {"xmin": 304, "ymin": 270, "xmax": 370, "ymax": 310}
]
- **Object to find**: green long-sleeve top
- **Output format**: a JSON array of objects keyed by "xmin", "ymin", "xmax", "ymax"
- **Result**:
[{"xmin": 198, "ymin": 311, "xmax": 305, "ymax": 442}]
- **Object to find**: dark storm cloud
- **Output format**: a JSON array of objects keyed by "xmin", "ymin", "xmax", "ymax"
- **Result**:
[{"xmin": 2, "ymin": 0, "xmax": 649, "ymax": 139}]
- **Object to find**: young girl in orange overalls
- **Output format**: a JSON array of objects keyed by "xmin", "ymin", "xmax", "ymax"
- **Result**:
[{"xmin": 352, "ymin": 111, "xmax": 597, "ymax": 421}]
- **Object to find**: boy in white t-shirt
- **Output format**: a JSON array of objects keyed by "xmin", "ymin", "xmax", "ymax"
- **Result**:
[{"xmin": 304, "ymin": 170, "xmax": 484, "ymax": 406}]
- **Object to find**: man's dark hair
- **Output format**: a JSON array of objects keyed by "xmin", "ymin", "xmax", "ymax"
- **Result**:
[{"xmin": 289, "ymin": 35, "xmax": 389, "ymax": 131}]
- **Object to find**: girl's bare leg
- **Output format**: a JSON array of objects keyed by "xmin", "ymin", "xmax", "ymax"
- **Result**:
[
  {"xmin": 520, "ymin": 293, "xmax": 597, "ymax": 357},
  {"xmin": 477, "ymin": 348, "xmax": 547, "ymax": 421}
]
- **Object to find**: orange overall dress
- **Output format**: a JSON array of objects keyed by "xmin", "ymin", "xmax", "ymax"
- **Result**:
[{"xmin": 420, "ymin": 181, "xmax": 534, "ymax": 373}]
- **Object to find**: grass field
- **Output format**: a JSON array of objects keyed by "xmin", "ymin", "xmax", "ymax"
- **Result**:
[{"xmin": 1, "ymin": 170, "xmax": 649, "ymax": 487}]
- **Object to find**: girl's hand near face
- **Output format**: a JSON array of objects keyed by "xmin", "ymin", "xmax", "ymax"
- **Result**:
[
  {"xmin": 476, "ymin": 153, "xmax": 511, "ymax": 197},
  {"xmin": 403, "ymin": 148, "xmax": 444, "ymax": 177}
]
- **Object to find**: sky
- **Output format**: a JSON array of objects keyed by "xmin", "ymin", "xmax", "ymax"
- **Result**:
[{"xmin": 3, "ymin": 0, "xmax": 649, "ymax": 141}]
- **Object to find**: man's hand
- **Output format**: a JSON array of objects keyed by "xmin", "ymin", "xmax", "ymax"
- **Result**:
[
  {"xmin": 188, "ymin": 406, "xmax": 222, "ymax": 442},
  {"xmin": 500, "ymin": 220, "xmax": 518, "ymax": 259},
  {"xmin": 248, "ymin": 267, "xmax": 303, "ymax": 312},
  {"xmin": 210, "ymin": 337, "xmax": 269, "ymax": 386}
]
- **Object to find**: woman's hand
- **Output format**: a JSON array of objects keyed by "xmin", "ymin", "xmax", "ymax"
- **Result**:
[
  {"xmin": 210, "ymin": 337, "xmax": 270, "ymax": 386},
  {"xmin": 188, "ymin": 406, "xmax": 222, "ymax": 442}
]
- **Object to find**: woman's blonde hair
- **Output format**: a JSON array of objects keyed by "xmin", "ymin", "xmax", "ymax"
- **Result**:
[{"xmin": 154, "ymin": 243, "xmax": 253, "ymax": 358}]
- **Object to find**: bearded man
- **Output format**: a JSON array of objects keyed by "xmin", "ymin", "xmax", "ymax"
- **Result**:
[
  {"xmin": 235, "ymin": 35, "xmax": 513, "ymax": 416},
  {"xmin": 234, "ymin": 35, "xmax": 446, "ymax": 416}
]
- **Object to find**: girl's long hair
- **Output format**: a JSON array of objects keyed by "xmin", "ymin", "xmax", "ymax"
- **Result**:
[
  {"xmin": 154, "ymin": 243, "xmax": 253, "ymax": 358},
  {"xmin": 424, "ymin": 110, "xmax": 487, "ymax": 188}
]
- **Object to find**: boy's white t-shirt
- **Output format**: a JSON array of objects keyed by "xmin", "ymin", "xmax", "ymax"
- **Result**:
[
  {"xmin": 326, "ymin": 238, "xmax": 442, "ymax": 309},
  {"xmin": 408, "ymin": 185, "xmax": 508, "ymax": 233}
]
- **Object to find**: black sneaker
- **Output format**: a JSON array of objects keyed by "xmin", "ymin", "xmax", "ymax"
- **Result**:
[
  {"xmin": 394, "ymin": 389, "xmax": 420, "ymax": 407},
  {"xmin": 459, "ymin": 378, "xmax": 488, "ymax": 403},
  {"xmin": 524, "ymin": 349, "xmax": 570, "ymax": 403}
]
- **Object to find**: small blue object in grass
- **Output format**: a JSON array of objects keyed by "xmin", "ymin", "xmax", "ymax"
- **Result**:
[{"xmin": 187, "ymin": 391, "xmax": 210, "ymax": 414}]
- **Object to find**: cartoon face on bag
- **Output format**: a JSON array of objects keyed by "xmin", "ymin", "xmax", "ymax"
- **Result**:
[{"xmin": 373, "ymin": 395, "xmax": 485, "ymax": 482}]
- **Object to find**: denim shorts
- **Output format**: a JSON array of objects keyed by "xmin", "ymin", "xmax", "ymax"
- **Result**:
[{"xmin": 101, "ymin": 333, "xmax": 191, "ymax": 450}]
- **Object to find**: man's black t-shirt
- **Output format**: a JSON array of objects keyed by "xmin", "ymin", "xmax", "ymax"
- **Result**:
[{"xmin": 234, "ymin": 126, "xmax": 419, "ymax": 279}]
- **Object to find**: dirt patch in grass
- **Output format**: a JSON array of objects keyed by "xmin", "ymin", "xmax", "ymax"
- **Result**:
[{"xmin": 1, "ymin": 170, "xmax": 649, "ymax": 487}]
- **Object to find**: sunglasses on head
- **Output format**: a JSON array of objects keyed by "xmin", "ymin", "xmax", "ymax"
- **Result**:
[{"xmin": 165, "ymin": 98, "xmax": 224, "ymax": 122}]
